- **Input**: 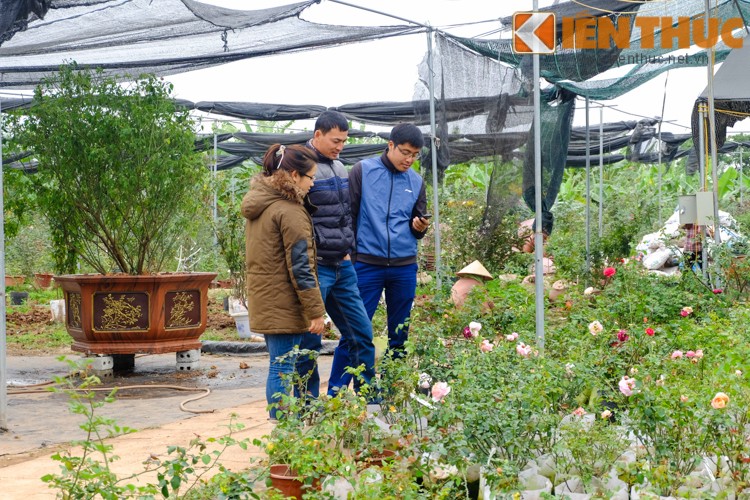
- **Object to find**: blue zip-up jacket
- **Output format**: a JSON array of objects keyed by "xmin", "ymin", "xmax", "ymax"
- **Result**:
[
  {"xmin": 305, "ymin": 141, "xmax": 355, "ymax": 266},
  {"xmin": 349, "ymin": 151, "xmax": 427, "ymax": 266}
]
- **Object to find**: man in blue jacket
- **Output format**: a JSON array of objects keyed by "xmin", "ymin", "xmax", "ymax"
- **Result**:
[
  {"xmin": 305, "ymin": 111, "xmax": 376, "ymax": 396},
  {"xmin": 347, "ymin": 122, "xmax": 430, "ymax": 361}
]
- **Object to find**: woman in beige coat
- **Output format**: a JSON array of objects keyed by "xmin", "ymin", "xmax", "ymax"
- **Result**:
[{"xmin": 242, "ymin": 144, "xmax": 325, "ymax": 419}]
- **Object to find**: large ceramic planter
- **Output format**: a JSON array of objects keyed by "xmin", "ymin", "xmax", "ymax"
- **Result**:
[{"xmin": 54, "ymin": 272, "xmax": 216, "ymax": 355}]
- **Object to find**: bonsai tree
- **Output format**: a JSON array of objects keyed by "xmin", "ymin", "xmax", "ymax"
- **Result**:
[{"xmin": 8, "ymin": 63, "xmax": 207, "ymax": 275}]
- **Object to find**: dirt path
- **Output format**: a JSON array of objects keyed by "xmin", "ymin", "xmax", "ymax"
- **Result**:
[{"xmin": 1, "ymin": 352, "xmax": 334, "ymax": 497}]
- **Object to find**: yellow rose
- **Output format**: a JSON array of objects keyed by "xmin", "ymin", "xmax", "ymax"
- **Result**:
[{"xmin": 711, "ymin": 392, "xmax": 730, "ymax": 409}]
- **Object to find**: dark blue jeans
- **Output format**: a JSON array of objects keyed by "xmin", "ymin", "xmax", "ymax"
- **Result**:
[
  {"xmin": 321, "ymin": 260, "xmax": 376, "ymax": 395},
  {"xmin": 355, "ymin": 261, "xmax": 418, "ymax": 355},
  {"xmin": 264, "ymin": 332, "xmax": 320, "ymax": 419}
]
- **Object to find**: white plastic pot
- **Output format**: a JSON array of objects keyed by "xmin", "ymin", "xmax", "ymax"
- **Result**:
[{"xmin": 230, "ymin": 310, "xmax": 260, "ymax": 339}]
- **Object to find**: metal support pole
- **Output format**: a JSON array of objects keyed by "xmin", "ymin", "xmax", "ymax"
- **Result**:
[
  {"xmin": 598, "ymin": 106, "xmax": 603, "ymax": 238},
  {"xmin": 658, "ymin": 72, "xmax": 669, "ymax": 224},
  {"xmin": 0, "ymin": 97, "xmax": 7, "ymax": 431},
  {"xmin": 741, "ymin": 146, "xmax": 744, "ymax": 206},
  {"xmin": 585, "ymin": 97, "xmax": 591, "ymax": 278},
  {"xmin": 699, "ymin": 106, "xmax": 708, "ymax": 280},
  {"xmin": 533, "ymin": 0, "xmax": 544, "ymax": 353},
  {"xmin": 427, "ymin": 29, "xmax": 442, "ymax": 289},
  {"xmin": 705, "ymin": 0, "xmax": 721, "ymax": 247},
  {"xmin": 213, "ymin": 133, "xmax": 218, "ymax": 247}
]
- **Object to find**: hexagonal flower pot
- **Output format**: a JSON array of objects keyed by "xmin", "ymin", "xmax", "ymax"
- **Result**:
[{"xmin": 55, "ymin": 272, "xmax": 216, "ymax": 355}]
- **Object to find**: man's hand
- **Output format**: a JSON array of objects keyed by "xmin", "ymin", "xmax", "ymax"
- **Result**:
[
  {"xmin": 309, "ymin": 316, "xmax": 325, "ymax": 335},
  {"xmin": 412, "ymin": 216, "xmax": 430, "ymax": 232}
]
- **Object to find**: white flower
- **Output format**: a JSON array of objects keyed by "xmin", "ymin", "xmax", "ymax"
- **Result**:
[
  {"xmin": 588, "ymin": 320, "xmax": 603, "ymax": 336},
  {"xmin": 468, "ymin": 321, "xmax": 482, "ymax": 337}
]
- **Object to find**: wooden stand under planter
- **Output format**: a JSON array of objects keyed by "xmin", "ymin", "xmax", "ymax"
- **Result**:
[{"xmin": 54, "ymin": 272, "xmax": 216, "ymax": 355}]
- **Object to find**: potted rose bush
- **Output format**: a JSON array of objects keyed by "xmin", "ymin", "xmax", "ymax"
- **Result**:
[{"xmin": 7, "ymin": 63, "xmax": 215, "ymax": 355}]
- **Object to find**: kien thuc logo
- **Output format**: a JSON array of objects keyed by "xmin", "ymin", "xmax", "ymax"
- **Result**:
[
  {"xmin": 512, "ymin": 10, "xmax": 745, "ymax": 54},
  {"xmin": 513, "ymin": 12, "xmax": 556, "ymax": 54}
]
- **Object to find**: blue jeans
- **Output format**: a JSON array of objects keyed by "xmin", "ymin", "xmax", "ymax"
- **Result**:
[
  {"xmin": 320, "ymin": 260, "xmax": 376, "ymax": 395},
  {"xmin": 355, "ymin": 261, "xmax": 418, "ymax": 356},
  {"xmin": 264, "ymin": 333, "xmax": 321, "ymax": 419}
]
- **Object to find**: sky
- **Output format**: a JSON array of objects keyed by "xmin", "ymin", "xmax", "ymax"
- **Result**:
[{"xmin": 163, "ymin": 0, "xmax": 748, "ymax": 137}]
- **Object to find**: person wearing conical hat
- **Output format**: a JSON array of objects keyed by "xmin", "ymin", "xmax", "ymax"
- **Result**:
[{"xmin": 451, "ymin": 260, "xmax": 492, "ymax": 307}]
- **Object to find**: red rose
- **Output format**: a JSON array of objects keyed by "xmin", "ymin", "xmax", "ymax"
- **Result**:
[{"xmin": 603, "ymin": 267, "xmax": 616, "ymax": 277}]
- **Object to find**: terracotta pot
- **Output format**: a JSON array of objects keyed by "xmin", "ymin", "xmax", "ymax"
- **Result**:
[
  {"xmin": 355, "ymin": 448, "xmax": 396, "ymax": 469},
  {"xmin": 5, "ymin": 275, "xmax": 25, "ymax": 287},
  {"xmin": 549, "ymin": 280, "xmax": 571, "ymax": 302},
  {"xmin": 450, "ymin": 277, "xmax": 482, "ymax": 307},
  {"xmin": 34, "ymin": 273, "xmax": 54, "ymax": 288},
  {"xmin": 269, "ymin": 464, "xmax": 319, "ymax": 499},
  {"xmin": 216, "ymin": 279, "xmax": 232, "ymax": 289},
  {"xmin": 54, "ymin": 272, "xmax": 216, "ymax": 355}
]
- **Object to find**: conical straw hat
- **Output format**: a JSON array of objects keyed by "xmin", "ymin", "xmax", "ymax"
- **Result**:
[{"xmin": 456, "ymin": 260, "xmax": 492, "ymax": 281}]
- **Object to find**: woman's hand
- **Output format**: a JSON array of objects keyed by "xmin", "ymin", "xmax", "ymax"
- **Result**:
[{"xmin": 309, "ymin": 316, "xmax": 325, "ymax": 335}]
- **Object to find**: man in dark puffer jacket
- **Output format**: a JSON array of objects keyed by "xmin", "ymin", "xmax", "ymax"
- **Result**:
[{"xmin": 305, "ymin": 111, "xmax": 375, "ymax": 396}]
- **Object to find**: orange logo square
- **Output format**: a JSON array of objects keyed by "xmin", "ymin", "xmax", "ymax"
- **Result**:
[{"xmin": 513, "ymin": 12, "xmax": 556, "ymax": 54}]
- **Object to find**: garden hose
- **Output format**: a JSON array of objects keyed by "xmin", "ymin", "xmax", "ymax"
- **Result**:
[{"xmin": 7, "ymin": 381, "xmax": 215, "ymax": 414}]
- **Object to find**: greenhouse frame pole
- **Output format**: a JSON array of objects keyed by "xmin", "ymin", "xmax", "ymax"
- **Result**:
[
  {"xmin": 705, "ymin": 0, "xmax": 721, "ymax": 246},
  {"xmin": 699, "ymin": 106, "xmax": 709, "ymax": 279},
  {"xmin": 741, "ymin": 147, "xmax": 744, "ymax": 207},
  {"xmin": 599, "ymin": 106, "xmax": 603, "ymax": 238},
  {"xmin": 585, "ymin": 97, "xmax": 591, "ymax": 278},
  {"xmin": 426, "ymin": 29, "xmax": 442, "ymax": 289},
  {"xmin": 213, "ymin": 133, "xmax": 218, "ymax": 247},
  {"xmin": 533, "ymin": 0, "xmax": 545, "ymax": 353},
  {"xmin": 0, "ymin": 97, "xmax": 7, "ymax": 431}
]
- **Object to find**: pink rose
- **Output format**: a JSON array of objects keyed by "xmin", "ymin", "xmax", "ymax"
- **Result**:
[
  {"xmin": 695, "ymin": 349, "xmax": 703, "ymax": 358},
  {"xmin": 671, "ymin": 350, "xmax": 683, "ymax": 359},
  {"xmin": 480, "ymin": 339, "xmax": 494, "ymax": 352},
  {"xmin": 686, "ymin": 350, "xmax": 696, "ymax": 359},
  {"xmin": 505, "ymin": 332, "xmax": 519, "ymax": 341},
  {"xmin": 680, "ymin": 395, "xmax": 689, "ymax": 403},
  {"xmin": 572, "ymin": 407, "xmax": 586, "ymax": 417},
  {"xmin": 603, "ymin": 267, "xmax": 616, "ymax": 277},
  {"xmin": 619, "ymin": 376, "xmax": 636, "ymax": 397},
  {"xmin": 617, "ymin": 329, "xmax": 629, "ymax": 342},
  {"xmin": 431, "ymin": 381, "xmax": 451, "ymax": 402},
  {"xmin": 713, "ymin": 288, "xmax": 723, "ymax": 294},
  {"xmin": 681, "ymin": 306, "xmax": 693, "ymax": 317},
  {"xmin": 516, "ymin": 342, "xmax": 532, "ymax": 358},
  {"xmin": 645, "ymin": 327, "xmax": 655, "ymax": 336},
  {"xmin": 462, "ymin": 327, "xmax": 472, "ymax": 339}
]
